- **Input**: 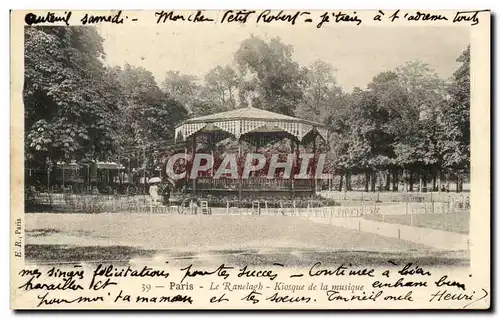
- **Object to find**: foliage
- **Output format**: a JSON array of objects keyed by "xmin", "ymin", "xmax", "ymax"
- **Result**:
[
  {"xmin": 234, "ymin": 36, "xmax": 305, "ymax": 115},
  {"xmin": 25, "ymin": 29, "xmax": 470, "ymax": 190},
  {"xmin": 24, "ymin": 26, "xmax": 122, "ymax": 166},
  {"xmin": 439, "ymin": 46, "xmax": 470, "ymax": 170}
]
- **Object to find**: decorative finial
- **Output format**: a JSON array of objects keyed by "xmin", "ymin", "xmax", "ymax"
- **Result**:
[{"xmin": 246, "ymin": 95, "xmax": 253, "ymax": 108}]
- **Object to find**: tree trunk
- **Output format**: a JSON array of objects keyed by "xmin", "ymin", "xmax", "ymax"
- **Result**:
[
  {"xmin": 447, "ymin": 173, "xmax": 450, "ymax": 192},
  {"xmin": 371, "ymin": 170, "xmax": 377, "ymax": 192},
  {"xmin": 418, "ymin": 172, "xmax": 423, "ymax": 192},
  {"xmin": 346, "ymin": 172, "xmax": 352, "ymax": 191},
  {"xmin": 437, "ymin": 170, "xmax": 441, "ymax": 192},
  {"xmin": 385, "ymin": 171, "xmax": 391, "ymax": 191},
  {"xmin": 422, "ymin": 172, "xmax": 427, "ymax": 192},
  {"xmin": 409, "ymin": 171, "xmax": 414, "ymax": 192},
  {"xmin": 432, "ymin": 172, "xmax": 437, "ymax": 192},
  {"xmin": 392, "ymin": 169, "xmax": 399, "ymax": 192},
  {"xmin": 364, "ymin": 172, "xmax": 370, "ymax": 192},
  {"xmin": 339, "ymin": 173, "xmax": 344, "ymax": 192},
  {"xmin": 457, "ymin": 170, "xmax": 463, "ymax": 193}
]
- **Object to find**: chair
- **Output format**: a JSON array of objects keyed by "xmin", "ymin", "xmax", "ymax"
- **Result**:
[
  {"xmin": 200, "ymin": 201, "xmax": 211, "ymax": 215},
  {"xmin": 251, "ymin": 201, "xmax": 260, "ymax": 215}
]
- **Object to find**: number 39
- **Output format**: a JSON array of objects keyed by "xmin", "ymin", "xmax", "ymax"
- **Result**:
[{"xmin": 142, "ymin": 284, "xmax": 151, "ymax": 292}]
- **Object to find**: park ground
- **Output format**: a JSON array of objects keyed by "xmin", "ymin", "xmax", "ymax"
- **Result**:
[
  {"xmin": 363, "ymin": 211, "xmax": 469, "ymax": 234},
  {"xmin": 24, "ymin": 213, "xmax": 469, "ymax": 267}
]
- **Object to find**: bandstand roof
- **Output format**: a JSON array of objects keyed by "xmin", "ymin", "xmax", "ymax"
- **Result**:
[{"xmin": 175, "ymin": 106, "xmax": 328, "ymax": 142}]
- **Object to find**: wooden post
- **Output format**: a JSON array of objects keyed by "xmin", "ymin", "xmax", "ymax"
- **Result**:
[
  {"xmin": 238, "ymin": 141, "xmax": 242, "ymax": 200},
  {"xmin": 290, "ymin": 139, "xmax": 295, "ymax": 199},
  {"xmin": 329, "ymin": 206, "xmax": 332, "ymax": 225},
  {"xmin": 410, "ymin": 204, "xmax": 414, "ymax": 226},
  {"xmin": 192, "ymin": 134, "xmax": 197, "ymax": 196},
  {"xmin": 184, "ymin": 140, "xmax": 188, "ymax": 194},
  {"xmin": 143, "ymin": 146, "xmax": 146, "ymax": 194},
  {"xmin": 312, "ymin": 135, "xmax": 317, "ymax": 194}
]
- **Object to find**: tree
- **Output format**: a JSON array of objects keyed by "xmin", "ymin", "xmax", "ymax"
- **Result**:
[
  {"xmin": 234, "ymin": 36, "xmax": 305, "ymax": 115},
  {"xmin": 113, "ymin": 64, "xmax": 187, "ymax": 177},
  {"xmin": 161, "ymin": 71, "xmax": 200, "ymax": 114},
  {"xmin": 296, "ymin": 60, "xmax": 341, "ymax": 124},
  {"xmin": 24, "ymin": 26, "xmax": 122, "ymax": 169},
  {"xmin": 203, "ymin": 65, "xmax": 240, "ymax": 112},
  {"xmin": 389, "ymin": 61, "xmax": 447, "ymax": 191},
  {"xmin": 439, "ymin": 46, "xmax": 470, "ymax": 191}
]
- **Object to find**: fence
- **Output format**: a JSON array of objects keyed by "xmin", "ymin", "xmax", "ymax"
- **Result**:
[
  {"xmin": 27, "ymin": 191, "xmax": 470, "ymax": 217},
  {"xmin": 318, "ymin": 190, "xmax": 470, "ymax": 204}
]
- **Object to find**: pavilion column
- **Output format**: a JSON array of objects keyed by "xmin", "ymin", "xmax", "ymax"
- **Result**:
[
  {"xmin": 296, "ymin": 140, "xmax": 300, "ymax": 197},
  {"xmin": 210, "ymin": 134, "xmax": 214, "ymax": 191},
  {"xmin": 312, "ymin": 134, "xmax": 317, "ymax": 194},
  {"xmin": 238, "ymin": 140, "xmax": 242, "ymax": 200},
  {"xmin": 192, "ymin": 134, "xmax": 197, "ymax": 196},
  {"xmin": 290, "ymin": 139, "xmax": 295, "ymax": 199},
  {"xmin": 184, "ymin": 140, "xmax": 188, "ymax": 193}
]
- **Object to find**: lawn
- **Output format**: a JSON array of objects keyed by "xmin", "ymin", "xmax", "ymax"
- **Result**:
[
  {"xmin": 25, "ymin": 213, "xmax": 468, "ymax": 266},
  {"xmin": 363, "ymin": 212, "xmax": 469, "ymax": 234}
]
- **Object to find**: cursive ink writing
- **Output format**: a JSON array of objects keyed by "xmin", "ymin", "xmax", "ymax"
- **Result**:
[
  {"xmin": 308, "ymin": 262, "xmax": 374, "ymax": 277},
  {"xmin": 90, "ymin": 264, "xmax": 169, "ymax": 291},
  {"xmin": 220, "ymin": 10, "xmax": 255, "ymax": 24},
  {"xmin": 81, "ymin": 11, "xmax": 125, "ymax": 25},
  {"xmin": 435, "ymin": 275, "xmax": 466, "ymax": 290},
  {"xmin": 327, "ymin": 290, "xmax": 383, "ymax": 302},
  {"xmin": 265, "ymin": 292, "xmax": 311, "ymax": 303},
  {"xmin": 453, "ymin": 10, "xmax": 488, "ymax": 26},
  {"xmin": 210, "ymin": 293, "xmax": 229, "ymax": 303},
  {"xmin": 403, "ymin": 11, "xmax": 448, "ymax": 22},
  {"xmin": 256, "ymin": 10, "xmax": 310, "ymax": 26},
  {"xmin": 241, "ymin": 290, "xmax": 262, "ymax": 304},
  {"xmin": 37, "ymin": 292, "xmax": 103, "ymax": 308},
  {"xmin": 18, "ymin": 276, "xmax": 83, "ymax": 292},
  {"xmin": 373, "ymin": 277, "xmax": 427, "ymax": 288},
  {"xmin": 317, "ymin": 11, "xmax": 362, "ymax": 28},
  {"xmin": 463, "ymin": 289, "xmax": 489, "ymax": 309},
  {"xmin": 18, "ymin": 268, "xmax": 42, "ymax": 279},
  {"xmin": 135, "ymin": 294, "xmax": 193, "ymax": 304},
  {"xmin": 180, "ymin": 264, "xmax": 233, "ymax": 283},
  {"xmin": 429, "ymin": 289, "xmax": 475, "ymax": 303},
  {"xmin": 237, "ymin": 265, "xmax": 278, "ymax": 281},
  {"xmin": 309, "ymin": 262, "xmax": 347, "ymax": 276},
  {"xmin": 47, "ymin": 266, "xmax": 84, "ymax": 280},
  {"xmin": 155, "ymin": 10, "xmax": 214, "ymax": 24},
  {"xmin": 398, "ymin": 263, "xmax": 431, "ymax": 276},
  {"xmin": 25, "ymin": 11, "xmax": 72, "ymax": 26}
]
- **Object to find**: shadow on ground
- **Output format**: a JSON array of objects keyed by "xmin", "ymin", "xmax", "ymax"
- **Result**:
[{"xmin": 25, "ymin": 244, "xmax": 469, "ymax": 268}]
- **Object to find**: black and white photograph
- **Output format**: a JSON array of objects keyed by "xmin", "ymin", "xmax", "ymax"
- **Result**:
[{"xmin": 10, "ymin": 9, "xmax": 490, "ymax": 309}]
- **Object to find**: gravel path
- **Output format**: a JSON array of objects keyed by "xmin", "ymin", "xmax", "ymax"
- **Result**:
[{"xmin": 26, "ymin": 213, "xmax": 427, "ymax": 252}]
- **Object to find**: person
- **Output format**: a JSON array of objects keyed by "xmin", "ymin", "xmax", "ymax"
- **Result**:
[
  {"xmin": 190, "ymin": 196, "xmax": 199, "ymax": 214},
  {"xmin": 162, "ymin": 184, "xmax": 171, "ymax": 206},
  {"xmin": 149, "ymin": 183, "xmax": 160, "ymax": 206}
]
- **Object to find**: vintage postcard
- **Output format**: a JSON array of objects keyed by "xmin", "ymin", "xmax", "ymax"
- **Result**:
[{"xmin": 10, "ymin": 9, "xmax": 490, "ymax": 309}]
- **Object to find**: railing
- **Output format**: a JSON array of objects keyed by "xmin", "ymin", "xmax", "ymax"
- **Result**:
[
  {"xmin": 318, "ymin": 190, "xmax": 470, "ymax": 204},
  {"xmin": 188, "ymin": 177, "xmax": 314, "ymax": 191}
]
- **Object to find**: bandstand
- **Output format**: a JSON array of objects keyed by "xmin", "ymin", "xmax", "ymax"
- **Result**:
[{"xmin": 174, "ymin": 105, "xmax": 329, "ymax": 199}]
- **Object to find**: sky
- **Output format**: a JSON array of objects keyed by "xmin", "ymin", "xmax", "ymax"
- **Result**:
[{"xmin": 96, "ymin": 23, "xmax": 470, "ymax": 92}]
